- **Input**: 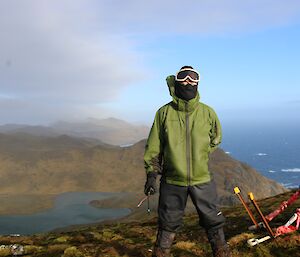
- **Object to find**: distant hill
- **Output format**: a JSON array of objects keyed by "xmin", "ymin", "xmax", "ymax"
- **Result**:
[
  {"xmin": 0, "ymin": 134, "xmax": 286, "ymax": 205},
  {"xmin": 0, "ymin": 117, "xmax": 150, "ymax": 145},
  {"xmin": 51, "ymin": 117, "xmax": 149, "ymax": 145},
  {"xmin": 0, "ymin": 124, "xmax": 58, "ymax": 137}
]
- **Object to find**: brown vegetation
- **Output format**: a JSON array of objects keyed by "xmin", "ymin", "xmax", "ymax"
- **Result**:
[
  {"xmin": 0, "ymin": 190, "xmax": 299, "ymax": 257},
  {"xmin": 0, "ymin": 134, "xmax": 286, "ymax": 204}
]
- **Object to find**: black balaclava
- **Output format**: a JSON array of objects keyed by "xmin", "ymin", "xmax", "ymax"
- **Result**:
[{"xmin": 175, "ymin": 81, "xmax": 198, "ymax": 101}]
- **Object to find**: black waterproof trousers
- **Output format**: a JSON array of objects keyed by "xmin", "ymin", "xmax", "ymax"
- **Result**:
[{"xmin": 158, "ymin": 180, "xmax": 225, "ymax": 232}]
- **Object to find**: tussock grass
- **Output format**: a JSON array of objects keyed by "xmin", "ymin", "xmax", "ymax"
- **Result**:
[{"xmin": 174, "ymin": 240, "xmax": 196, "ymax": 250}]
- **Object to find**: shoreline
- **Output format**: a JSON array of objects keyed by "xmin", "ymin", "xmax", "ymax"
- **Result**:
[
  {"xmin": 0, "ymin": 192, "xmax": 137, "ymax": 235},
  {"xmin": 0, "ymin": 191, "xmax": 222, "ymax": 235},
  {"xmin": 52, "ymin": 192, "xmax": 155, "ymax": 233},
  {"xmin": 51, "ymin": 192, "xmax": 205, "ymax": 233}
]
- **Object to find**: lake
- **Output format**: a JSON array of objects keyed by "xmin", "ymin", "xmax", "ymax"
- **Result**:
[{"xmin": 0, "ymin": 192, "xmax": 131, "ymax": 235}]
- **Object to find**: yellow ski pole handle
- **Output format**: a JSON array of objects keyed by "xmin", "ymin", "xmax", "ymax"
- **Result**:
[
  {"xmin": 249, "ymin": 192, "xmax": 254, "ymax": 201},
  {"xmin": 234, "ymin": 187, "xmax": 240, "ymax": 194}
]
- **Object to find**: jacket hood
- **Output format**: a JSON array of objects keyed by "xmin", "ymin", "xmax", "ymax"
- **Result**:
[{"xmin": 166, "ymin": 75, "xmax": 200, "ymax": 112}]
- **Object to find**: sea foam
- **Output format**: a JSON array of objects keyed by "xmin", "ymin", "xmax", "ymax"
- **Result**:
[
  {"xmin": 255, "ymin": 153, "xmax": 268, "ymax": 156},
  {"xmin": 281, "ymin": 168, "xmax": 300, "ymax": 173}
]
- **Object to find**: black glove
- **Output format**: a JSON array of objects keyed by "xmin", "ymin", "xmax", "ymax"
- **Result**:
[{"xmin": 144, "ymin": 172, "xmax": 157, "ymax": 195}]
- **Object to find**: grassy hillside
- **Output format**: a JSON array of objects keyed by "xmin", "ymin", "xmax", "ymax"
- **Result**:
[
  {"xmin": 0, "ymin": 134, "xmax": 285, "ymax": 205},
  {"xmin": 0, "ymin": 194, "xmax": 55, "ymax": 215},
  {"xmin": 0, "ymin": 190, "xmax": 299, "ymax": 257}
]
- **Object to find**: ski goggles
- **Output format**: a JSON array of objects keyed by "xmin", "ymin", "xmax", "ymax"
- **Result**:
[{"xmin": 175, "ymin": 68, "xmax": 200, "ymax": 83}]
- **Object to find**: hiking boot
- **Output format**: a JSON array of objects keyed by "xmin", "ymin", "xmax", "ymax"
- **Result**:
[
  {"xmin": 206, "ymin": 227, "xmax": 230, "ymax": 257},
  {"xmin": 152, "ymin": 246, "xmax": 171, "ymax": 257},
  {"xmin": 152, "ymin": 230, "xmax": 175, "ymax": 257}
]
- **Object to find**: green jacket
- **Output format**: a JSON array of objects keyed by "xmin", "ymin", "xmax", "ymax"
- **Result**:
[{"xmin": 144, "ymin": 75, "xmax": 222, "ymax": 186}]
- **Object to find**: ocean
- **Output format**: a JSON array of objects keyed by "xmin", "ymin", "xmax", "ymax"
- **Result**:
[{"xmin": 221, "ymin": 124, "xmax": 300, "ymax": 189}]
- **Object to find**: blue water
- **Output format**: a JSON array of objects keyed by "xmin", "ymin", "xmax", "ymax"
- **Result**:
[
  {"xmin": 221, "ymin": 124, "xmax": 300, "ymax": 189},
  {"xmin": 0, "ymin": 192, "xmax": 131, "ymax": 235}
]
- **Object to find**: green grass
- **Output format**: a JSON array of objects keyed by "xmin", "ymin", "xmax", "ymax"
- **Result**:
[{"xmin": 0, "ymin": 190, "xmax": 299, "ymax": 257}]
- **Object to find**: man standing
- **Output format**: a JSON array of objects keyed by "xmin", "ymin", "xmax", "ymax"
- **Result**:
[{"xmin": 144, "ymin": 66, "xmax": 230, "ymax": 257}]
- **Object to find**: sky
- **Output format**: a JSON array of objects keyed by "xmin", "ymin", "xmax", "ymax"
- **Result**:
[{"xmin": 1, "ymin": 0, "xmax": 300, "ymax": 127}]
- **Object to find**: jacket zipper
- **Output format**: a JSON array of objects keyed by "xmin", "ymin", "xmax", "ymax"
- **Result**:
[{"xmin": 185, "ymin": 103, "xmax": 191, "ymax": 186}]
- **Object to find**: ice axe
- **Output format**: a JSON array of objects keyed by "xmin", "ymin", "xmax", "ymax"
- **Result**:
[{"xmin": 137, "ymin": 188, "xmax": 154, "ymax": 214}]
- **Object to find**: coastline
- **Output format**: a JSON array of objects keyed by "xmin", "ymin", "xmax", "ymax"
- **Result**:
[
  {"xmin": 52, "ymin": 191, "xmax": 203, "ymax": 233},
  {"xmin": 0, "ymin": 191, "xmax": 208, "ymax": 234}
]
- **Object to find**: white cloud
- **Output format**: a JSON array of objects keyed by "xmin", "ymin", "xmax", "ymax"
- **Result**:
[
  {"xmin": 0, "ymin": 0, "xmax": 146, "ymax": 103},
  {"xmin": 0, "ymin": 0, "xmax": 300, "ymax": 124}
]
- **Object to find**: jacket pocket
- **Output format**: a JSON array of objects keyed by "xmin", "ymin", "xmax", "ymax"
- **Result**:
[{"xmin": 164, "ymin": 120, "xmax": 184, "ymax": 146}]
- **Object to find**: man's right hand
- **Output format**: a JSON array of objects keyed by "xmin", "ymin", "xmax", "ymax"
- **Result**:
[{"xmin": 144, "ymin": 172, "xmax": 157, "ymax": 195}]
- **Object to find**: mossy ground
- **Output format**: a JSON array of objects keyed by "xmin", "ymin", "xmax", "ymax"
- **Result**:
[{"xmin": 0, "ymin": 190, "xmax": 299, "ymax": 257}]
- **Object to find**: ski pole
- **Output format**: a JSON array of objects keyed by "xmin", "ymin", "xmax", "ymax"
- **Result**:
[
  {"xmin": 147, "ymin": 191, "xmax": 151, "ymax": 214},
  {"xmin": 248, "ymin": 192, "xmax": 275, "ymax": 238},
  {"xmin": 147, "ymin": 188, "xmax": 154, "ymax": 214},
  {"xmin": 234, "ymin": 187, "xmax": 259, "ymax": 228},
  {"xmin": 137, "ymin": 189, "xmax": 154, "ymax": 214},
  {"xmin": 247, "ymin": 187, "xmax": 300, "ymax": 230}
]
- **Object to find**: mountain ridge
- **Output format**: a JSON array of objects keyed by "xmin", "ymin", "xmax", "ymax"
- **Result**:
[
  {"xmin": 0, "ymin": 117, "xmax": 149, "ymax": 145},
  {"xmin": 0, "ymin": 133, "xmax": 286, "ymax": 205}
]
